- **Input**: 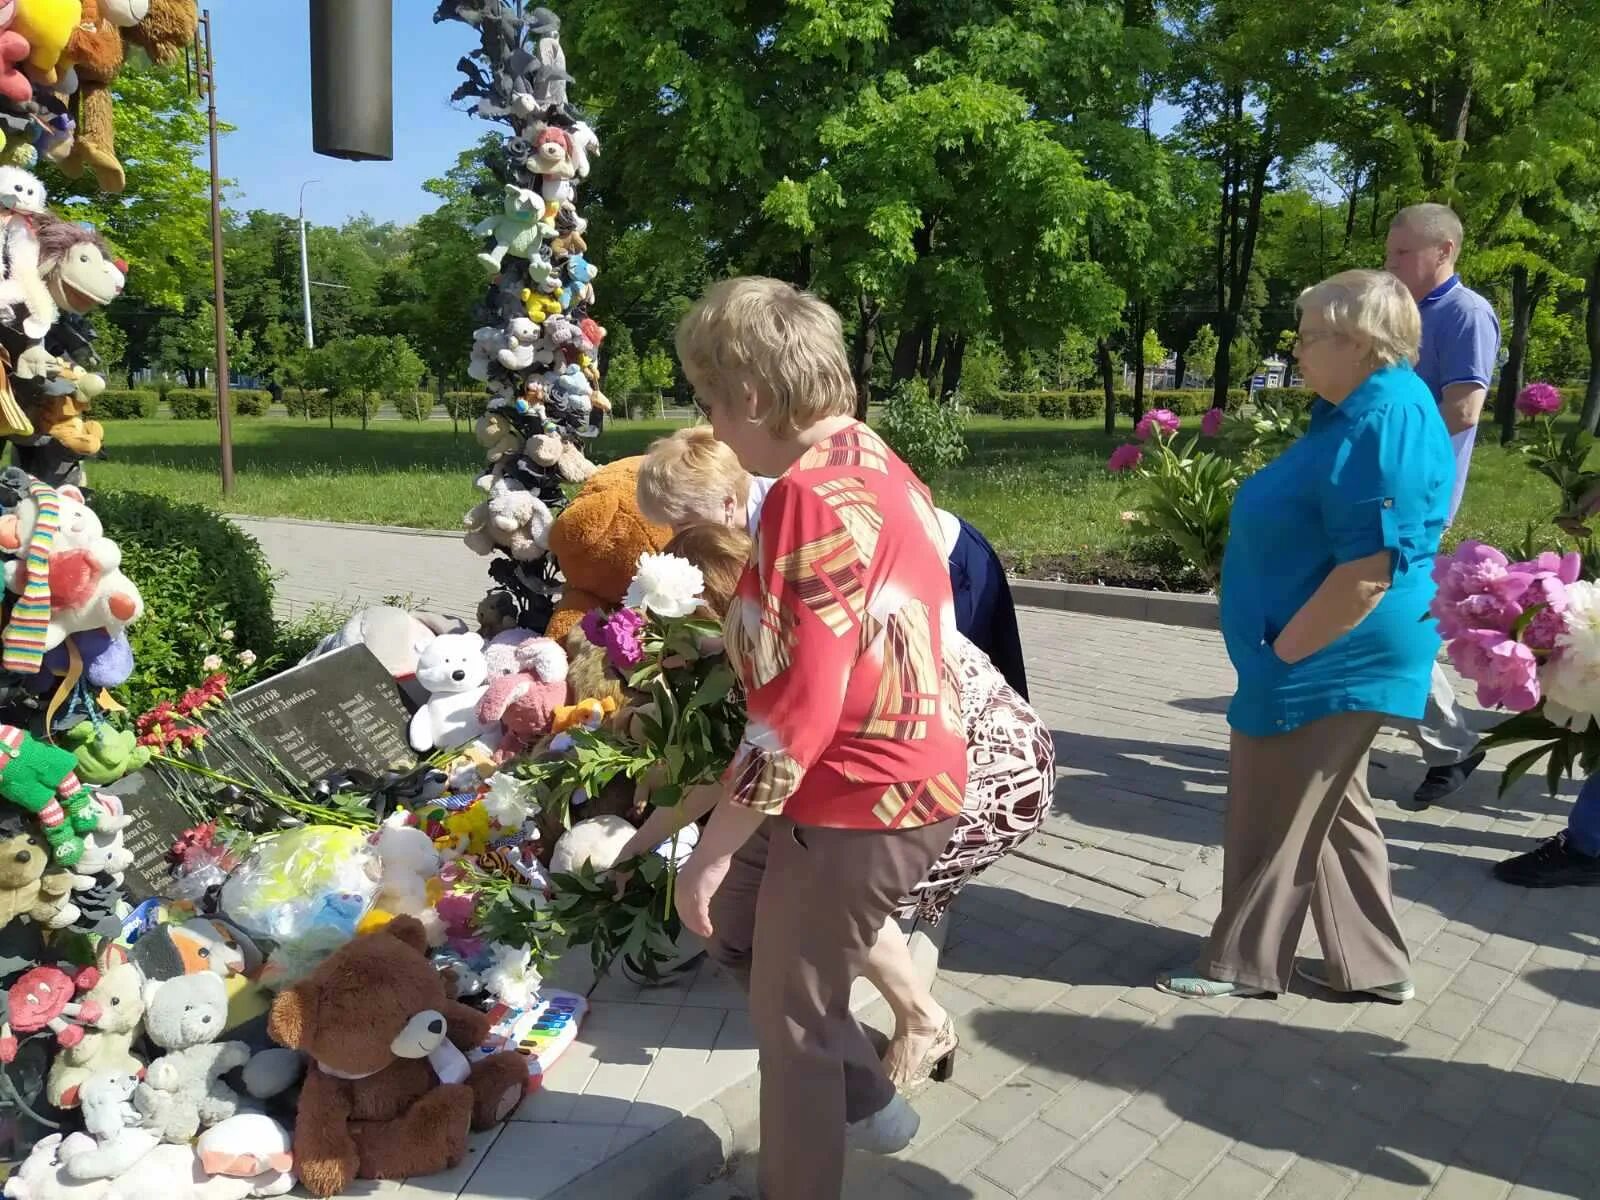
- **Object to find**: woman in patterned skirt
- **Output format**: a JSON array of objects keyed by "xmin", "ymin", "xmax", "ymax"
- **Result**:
[{"xmin": 620, "ymin": 522, "xmax": 1056, "ymax": 1090}]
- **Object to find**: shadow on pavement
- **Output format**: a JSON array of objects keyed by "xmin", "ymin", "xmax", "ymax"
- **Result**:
[{"xmin": 969, "ymin": 1004, "xmax": 1598, "ymax": 1193}]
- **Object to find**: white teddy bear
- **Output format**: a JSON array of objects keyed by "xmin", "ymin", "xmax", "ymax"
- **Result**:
[{"xmin": 408, "ymin": 633, "xmax": 496, "ymax": 753}]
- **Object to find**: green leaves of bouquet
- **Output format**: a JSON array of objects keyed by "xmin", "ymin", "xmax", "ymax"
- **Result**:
[{"xmin": 550, "ymin": 853, "xmax": 682, "ymax": 979}]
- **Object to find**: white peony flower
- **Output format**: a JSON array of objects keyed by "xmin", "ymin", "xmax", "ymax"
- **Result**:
[
  {"xmin": 482, "ymin": 772, "xmax": 536, "ymax": 830},
  {"xmin": 238, "ymin": 650, "xmax": 257, "ymax": 667},
  {"xmin": 220, "ymin": 628, "xmax": 235, "ymax": 642},
  {"xmin": 1542, "ymin": 581, "xmax": 1600, "ymax": 731},
  {"xmin": 624, "ymin": 553, "xmax": 705, "ymax": 619},
  {"xmin": 202, "ymin": 654, "xmax": 223, "ymax": 672},
  {"xmin": 483, "ymin": 942, "xmax": 541, "ymax": 1009}
]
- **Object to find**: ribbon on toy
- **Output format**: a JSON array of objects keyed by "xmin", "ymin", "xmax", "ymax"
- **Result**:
[
  {"xmin": 43, "ymin": 637, "xmax": 83, "ymax": 737},
  {"xmin": 0, "ymin": 346, "xmax": 31, "ymax": 438}
]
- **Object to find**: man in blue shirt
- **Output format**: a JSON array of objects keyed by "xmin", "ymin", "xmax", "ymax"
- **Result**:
[{"xmin": 1384, "ymin": 204, "xmax": 1502, "ymax": 808}]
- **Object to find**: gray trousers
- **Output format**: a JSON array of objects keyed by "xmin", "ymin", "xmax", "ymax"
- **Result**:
[
  {"xmin": 1391, "ymin": 662, "xmax": 1479, "ymax": 768},
  {"xmin": 1208, "ymin": 712, "xmax": 1411, "ymax": 993}
]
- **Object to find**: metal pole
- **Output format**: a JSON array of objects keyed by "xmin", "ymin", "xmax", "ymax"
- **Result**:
[
  {"xmin": 298, "ymin": 179, "xmax": 318, "ymax": 348},
  {"xmin": 199, "ymin": 10, "xmax": 234, "ymax": 497}
]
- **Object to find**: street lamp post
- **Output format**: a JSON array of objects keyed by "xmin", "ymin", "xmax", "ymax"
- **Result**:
[
  {"xmin": 298, "ymin": 179, "xmax": 320, "ymax": 349},
  {"xmin": 197, "ymin": 8, "xmax": 234, "ymax": 497}
]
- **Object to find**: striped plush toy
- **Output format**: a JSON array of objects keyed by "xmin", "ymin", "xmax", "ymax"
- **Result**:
[{"xmin": 0, "ymin": 723, "xmax": 99, "ymax": 866}]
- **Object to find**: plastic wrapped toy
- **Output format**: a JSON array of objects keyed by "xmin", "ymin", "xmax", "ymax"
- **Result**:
[{"xmin": 218, "ymin": 826, "xmax": 378, "ymax": 952}]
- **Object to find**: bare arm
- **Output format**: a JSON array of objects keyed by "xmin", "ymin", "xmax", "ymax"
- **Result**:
[
  {"xmin": 616, "ymin": 784, "xmax": 720, "ymax": 862},
  {"xmin": 1271, "ymin": 551, "xmax": 1393, "ymax": 664},
  {"xmin": 1439, "ymin": 382, "xmax": 1487, "ymax": 436}
]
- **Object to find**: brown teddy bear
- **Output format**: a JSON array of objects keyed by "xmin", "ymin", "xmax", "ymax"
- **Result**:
[
  {"xmin": 0, "ymin": 818, "xmax": 78, "ymax": 931},
  {"xmin": 59, "ymin": 0, "xmax": 127, "ymax": 192},
  {"xmin": 264, "ymin": 916, "xmax": 528, "ymax": 1198},
  {"xmin": 544, "ymin": 456, "xmax": 670, "ymax": 642}
]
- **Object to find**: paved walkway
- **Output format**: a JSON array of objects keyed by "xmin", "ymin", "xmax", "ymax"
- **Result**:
[{"xmin": 237, "ymin": 517, "xmax": 1599, "ymax": 1200}]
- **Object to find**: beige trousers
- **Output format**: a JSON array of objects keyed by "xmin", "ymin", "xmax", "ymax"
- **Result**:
[
  {"xmin": 706, "ymin": 815, "xmax": 955, "ymax": 1200},
  {"xmin": 1206, "ymin": 711, "xmax": 1411, "ymax": 994}
]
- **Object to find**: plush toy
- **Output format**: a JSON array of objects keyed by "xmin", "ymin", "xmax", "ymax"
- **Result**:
[
  {"xmin": 61, "ymin": 723, "xmax": 146, "ymax": 787},
  {"xmin": 118, "ymin": 0, "xmax": 194, "ymax": 63},
  {"xmin": 9, "ymin": 1129, "xmax": 294, "ymax": 1200},
  {"xmin": 0, "ymin": 964, "xmax": 102, "ymax": 1060},
  {"xmin": 408, "ymin": 632, "xmax": 494, "ymax": 753},
  {"xmin": 550, "ymin": 201, "xmax": 586, "ymax": 256},
  {"xmin": 299, "ymin": 606, "xmax": 465, "ymax": 684},
  {"xmin": 126, "ymin": 919, "xmax": 242, "ymax": 984},
  {"xmin": 520, "ymin": 278, "xmax": 562, "ymax": 322},
  {"xmin": 566, "ymin": 121, "xmax": 599, "ymax": 178},
  {"xmin": 561, "ymin": 253, "xmax": 598, "ymax": 311},
  {"xmin": 370, "ymin": 816, "xmax": 440, "ymax": 920},
  {"xmin": 462, "ymin": 477, "xmax": 552, "ymax": 563},
  {"xmin": 473, "ymin": 184, "xmax": 542, "ymax": 273},
  {"xmin": 473, "ymin": 409, "xmax": 521, "ymax": 469},
  {"xmin": 495, "ymin": 315, "xmax": 547, "ymax": 371},
  {"xmin": 0, "ymin": 817, "xmax": 79, "ymax": 930},
  {"xmin": 57, "ymin": 0, "xmax": 125, "ymax": 190},
  {"xmin": 68, "ymin": 791, "xmax": 130, "ymax": 885},
  {"xmin": 0, "ymin": 199, "xmax": 59, "ymax": 340},
  {"xmin": 36, "ymin": 215, "xmax": 126, "ymax": 314},
  {"xmin": 47, "ymin": 948, "xmax": 144, "ymax": 1110},
  {"xmin": 477, "ymin": 634, "xmax": 567, "ymax": 752},
  {"xmin": 34, "ymin": 630, "xmax": 133, "ymax": 694},
  {"xmin": 36, "ymin": 392, "xmax": 106, "ymax": 456},
  {"xmin": 525, "ymin": 430, "xmax": 595, "ymax": 483},
  {"xmin": 61, "ymin": 1071, "xmax": 159, "ymax": 1182},
  {"xmin": 561, "ymin": 625, "xmax": 629, "ymax": 710},
  {"xmin": 0, "ymin": 3, "xmax": 30, "ymax": 104},
  {"xmin": 544, "ymin": 457, "xmax": 672, "ymax": 642},
  {"xmin": 195, "ymin": 1114, "xmax": 295, "ymax": 1191},
  {"xmin": 550, "ymin": 695, "xmax": 616, "ymax": 740},
  {"xmin": 265, "ymin": 916, "xmax": 528, "ymax": 1197},
  {"xmin": 476, "ymin": 591, "xmax": 518, "ymax": 639},
  {"xmin": 13, "ymin": 0, "xmax": 80, "ymax": 79},
  {"xmin": 0, "ymin": 725, "xmax": 100, "ymax": 865},
  {"xmin": 133, "ymin": 971, "xmax": 251, "ymax": 1144},
  {"xmin": 530, "ymin": 124, "xmax": 574, "ymax": 179},
  {"xmin": 549, "ymin": 815, "xmax": 635, "ymax": 877}
]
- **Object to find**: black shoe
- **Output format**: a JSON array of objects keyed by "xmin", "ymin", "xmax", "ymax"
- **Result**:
[
  {"xmin": 1411, "ymin": 752, "xmax": 1485, "ymax": 809},
  {"xmin": 1493, "ymin": 832, "xmax": 1600, "ymax": 888}
]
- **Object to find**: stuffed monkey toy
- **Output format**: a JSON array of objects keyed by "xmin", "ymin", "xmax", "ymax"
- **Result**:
[{"xmin": 60, "ymin": 0, "xmax": 127, "ymax": 192}]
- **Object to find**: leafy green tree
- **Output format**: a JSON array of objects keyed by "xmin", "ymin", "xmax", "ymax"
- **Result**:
[{"xmin": 1183, "ymin": 324, "xmax": 1220, "ymax": 385}]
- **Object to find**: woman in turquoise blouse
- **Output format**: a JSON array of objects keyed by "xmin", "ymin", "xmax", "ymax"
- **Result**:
[{"xmin": 1159, "ymin": 269, "xmax": 1454, "ymax": 1003}]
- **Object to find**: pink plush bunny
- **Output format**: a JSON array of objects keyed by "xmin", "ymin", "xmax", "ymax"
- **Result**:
[{"xmin": 477, "ymin": 636, "xmax": 568, "ymax": 754}]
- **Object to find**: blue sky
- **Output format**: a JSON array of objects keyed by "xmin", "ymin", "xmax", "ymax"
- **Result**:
[{"xmin": 209, "ymin": 3, "xmax": 486, "ymax": 228}]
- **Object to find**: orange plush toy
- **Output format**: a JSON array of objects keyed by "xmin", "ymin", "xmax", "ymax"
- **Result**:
[
  {"xmin": 59, "ymin": 0, "xmax": 127, "ymax": 191},
  {"xmin": 544, "ymin": 456, "xmax": 670, "ymax": 641}
]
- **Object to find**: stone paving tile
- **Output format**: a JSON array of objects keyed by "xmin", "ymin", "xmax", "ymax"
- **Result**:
[{"xmin": 228, "ymin": 523, "xmax": 1600, "ymax": 1200}]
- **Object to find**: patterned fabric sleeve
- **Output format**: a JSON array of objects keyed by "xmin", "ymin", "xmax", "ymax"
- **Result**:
[{"xmin": 724, "ymin": 477, "xmax": 860, "ymax": 816}]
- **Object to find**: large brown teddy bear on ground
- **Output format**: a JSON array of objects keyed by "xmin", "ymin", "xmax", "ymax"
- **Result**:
[
  {"xmin": 544, "ymin": 456, "xmax": 671, "ymax": 642},
  {"xmin": 264, "ymin": 916, "xmax": 528, "ymax": 1198}
]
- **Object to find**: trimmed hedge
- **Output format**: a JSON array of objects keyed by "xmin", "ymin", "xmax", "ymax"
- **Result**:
[
  {"xmin": 96, "ymin": 389, "xmax": 158, "ymax": 419},
  {"xmin": 165, "ymin": 389, "xmax": 272, "ymax": 419},
  {"xmin": 994, "ymin": 387, "xmax": 1295, "ymax": 420},
  {"xmin": 443, "ymin": 391, "xmax": 487, "ymax": 422}
]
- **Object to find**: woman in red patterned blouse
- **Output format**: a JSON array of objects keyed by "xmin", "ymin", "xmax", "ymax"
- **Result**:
[{"xmin": 673, "ymin": 277, "xmax": 967, "ymax": 1200}]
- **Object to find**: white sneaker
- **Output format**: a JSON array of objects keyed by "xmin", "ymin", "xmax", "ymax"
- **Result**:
[{"xmin": 845, "ymin": 1094, "xmax": 920, "ymax": 1155}]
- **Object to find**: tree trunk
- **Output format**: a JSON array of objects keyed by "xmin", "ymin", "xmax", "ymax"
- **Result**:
[
  {"xmin": 1097, "ymin": 338, "xmax": 1117, "ymax": 434},
  {"xmin": 890, "ymin": 320, "xmax": 930, "ymax": 385},
  {"xmin": 438, "ymin": 376, "xmax": 454, "ymax": 434},
  {"xmin": 1342, "ymin": 169, "xmax": 1361, "ymax": 250},
  {"xmin": 795, "ymin": 243, "xmax": 813, "ymax": 289},
  {"xmin": 926, "ymin": 332, "xmax": 951, "ymax": 389},
  {"xmin": 1495, "ymin": 266, "xmax": 1544, "ymax": 445},
  {"xmin": 917, "ymin": 328, "xmax": 937, "ymax": 381},
  {"xmin": 1131, "ymin": 302, "xmax": 1147, "ymax": 422},
  {"xmin": 1173, "ymin": 346, "xmax": 1187, "ymax": 391},
  {"xmin": 1212, "ymin": 125, "xmax": 1274, "ymax": 411},
  {"xmin": 1583, "ymin": 254, "xmax": 1600, "ymax": 434},
  {"xmin": 851, "ymin": 294, "xmax": 880, "ymax": 420},
  {"xmin": 939, "ymin": 334, "xmax": 967, "ymax": 400}
]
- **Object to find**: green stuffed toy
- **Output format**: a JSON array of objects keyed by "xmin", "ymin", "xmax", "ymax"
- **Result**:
[
  {"xmin": 60, "ymin": 722, "xmax": 149, "ymax": 787},
  {"xmin": 0, "ymin": 724, "xmax": 99, "ymax": 866},
  {"xmin": 473, "ymin": 183, "xmax": 544, "ymax": 273}
]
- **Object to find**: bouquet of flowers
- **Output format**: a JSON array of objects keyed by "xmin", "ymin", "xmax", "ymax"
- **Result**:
[{"xmin": 545, "ymin": 553, "xmax": 747, "ymax": 978}]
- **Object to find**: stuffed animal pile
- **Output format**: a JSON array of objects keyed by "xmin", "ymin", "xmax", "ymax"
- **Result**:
[
  {"xmin": 437, "ymin": 2, "xmax": 612, "ymax": 636},
  {"xmin": 0, "ymin": 0, "xmax": 196, "ymax": 488}
]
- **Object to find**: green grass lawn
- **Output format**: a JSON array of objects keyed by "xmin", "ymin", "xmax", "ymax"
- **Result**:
[{"xmin": 88, "ymin": 414, "xmax": 1565, "ymax": 588}]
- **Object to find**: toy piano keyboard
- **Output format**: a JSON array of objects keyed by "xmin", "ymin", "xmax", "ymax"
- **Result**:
[{"xmin": 470, "ymin": 989, "xmax": 589, "ymax": 1090}]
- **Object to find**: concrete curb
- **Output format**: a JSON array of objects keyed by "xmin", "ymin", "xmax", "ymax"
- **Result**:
[{"xmin": 1010, "ymin": 578, "xmax": 1219, "ymax": 630}]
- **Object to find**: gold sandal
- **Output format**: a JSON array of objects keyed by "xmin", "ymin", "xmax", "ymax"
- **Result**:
[{"xmin": 883, "ymin": 1016, "xmax": 958, "ymax": 1090}]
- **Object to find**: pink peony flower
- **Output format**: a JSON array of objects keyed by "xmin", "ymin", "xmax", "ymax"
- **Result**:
[
  {"xmin": 1135, "ymin": 408, "xmax": 1181, "ymax": 442},
  {"xmin": 1516, "ymin": 381, "xmax": 1563, "ymax": 417},
  {"xmin": 1200, "ymin": 408, "xmax": 1225, "ymax": 438},
  {"xmin": 604, "ymin": 606, "xmax": 647, "ymax": 671},
  {"xmin": 580, "ymin": 609, "xmax": 609, "ymax": 648},
  {"xmin": 1107, "ymin": 444, "xmax": 1143, "ymax": 473},
  {"xmin": 1448, "ymin": 629, "xmax": 1542, "ymax": 711}
]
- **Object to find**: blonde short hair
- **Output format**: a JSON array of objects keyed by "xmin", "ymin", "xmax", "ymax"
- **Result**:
[
  {"xmin": 674, "ymin": 276, "xmax": 857, "ymax": 438},
  {"xmin": 1392, "ymin": 203, "xmax": 1464, "ymax": 262},
  {"xmin": 637, "ymin": 427, "xmax": 751, "ymax": 529},
  {"xmin": 1297, "ymin": 269, "xmax": 1422, "ymax": 369},
  {"xmin": 664, "ymin": 523, "xmax": 753, "ymax": 618}
]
